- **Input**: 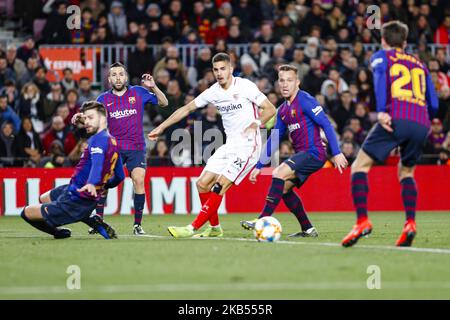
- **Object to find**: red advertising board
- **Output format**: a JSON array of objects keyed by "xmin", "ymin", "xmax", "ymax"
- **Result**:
[
  {"xmin": 0, "ymin": 166, "xmax": 449, "ymax": 216},
  {"xmin": 39, "ymin": 47, "xmax": 94, "ymax": 82}
]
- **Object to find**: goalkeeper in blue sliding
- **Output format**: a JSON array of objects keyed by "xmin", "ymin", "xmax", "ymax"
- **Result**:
[
  {"xmin": 21, "ymin": 101, "xmax": 125, "ymax": 239},
  {"xmin": 241, "ymin": 65, "xmax": 348, "ymax": 237}
]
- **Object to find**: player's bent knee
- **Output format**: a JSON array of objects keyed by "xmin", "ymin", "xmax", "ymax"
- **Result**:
[{"xmin": 196, "ymin": 179, "xmax": 211, "ymax": 192}]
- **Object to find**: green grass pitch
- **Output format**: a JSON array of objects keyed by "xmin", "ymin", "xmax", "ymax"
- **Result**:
[{"xmin": 1, "ymin": 212, "xmax": 450, "ymax": 299}]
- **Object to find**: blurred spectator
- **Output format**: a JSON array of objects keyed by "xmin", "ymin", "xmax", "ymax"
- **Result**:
[
  {"xmin": 302, "ymin": 58, "xmax": 326, "ymax": 96},
  {"xmin": 425, "ymin": 118, "xmax": 446, "ymax": 160},
  {"xmin": 18, "ymin": 83, "xmax": 44, "ymax": 133},
  {"xmin": 347, "ymin": 117, "xmax": 367, "ymax": 146},
  {"xmin": 439, "ymin": 131, "xmax": 450, "ymax": 165},
  {"xmin": 18, "ymin": 58, "xmax": 39, "ymax": 88},
  {"xmin": 155, "ymin": 69, "xmax": 170, "ymax": 93},
  {"xmin": 200, "ymin": 104, "xmax": 224, "ymax": 149},
  {"xmin": 240, "ymin": 40, "xmax": 270, "ymax": 74},
  {"xmin": 164, "ymin": 57, "xmax": 188, "ymax": 91},
  {"xmin": 0, "ymin": 80, "xmax": 20, "ymax": 111},
  {"xmin": 262, "ymin": 43, "xmax": 286, "ymax": 82},
  {"xmin": 353, "ymin": 102, "xmax": 373, "ymax": 132},
  {"xmin": 301, "ymin": 3, "xmax": 330, "ymax": 37},
  {"xmin": 71, "ymin": 8, "xmax": 97, "ymax": 44},
  {"xmin": 153, "ymin": 46, "xmax": 187, "ymax": 82},
  {"xmin": 434, "ymin": 15, "xmax": 450, "ymax": 44},
  {"xmin": 274, "ymin": 14, "xmax": 298, "ymax": 42},
  {"xmin": 0, "ymin": 95, "xmax": 21, "ymax": 134},
  {"xmin": 127, "ymin": 0, "xmax": 149, "ymax": 25},
  {"xmin": 341, "ymin": 141, "xmax": 357, "ymax": 165},
  {"xmin": 42, "ymin": 0, "xmax": 71, "ymax": 44},
  {"xmin": 77, "ymin": 77, "xmax": 96, "ymax": 105},
  {"xmin": 169, "ymin": 0, "xmax": 188, "ymax": 35},
  {"xmin": 33, "ymin": 66, "xmax": 51, "ymax": 98},
  {"xmin": 304, "ymin": 37, "xmax": 319, "ymax": 61},
  {"xmin": 194, "ymin": 47, "xmax": 213, "ymax": 81},
  {"xmin": 321, "ymin": 68, "xmax": 349, "ymax": 98},
  {"xmin": 6, "ymin": 44, "xmax": 26, "ymax": 81},
  {"xmin": 42, "ymin": 115, "xmax": 77, "ymax": 156},
  {"xmin": 429, "ymin": 58, "xmax": 449, "ymax": 91},
  {"xmin": 64, "ymin": 89, "xmax": 80, "ymax": 124},
  {"xmin": 160, "ymin": 14, "xmax": 178, "ymax": 42},
  {"xmin": 0, "ymin": 122, "xmax": 15, "ymax": 167},
  {"xmin": 0, "ymin": 57, "xmax": 15, "ymax": 88},
  {"xmin": 256, "ymin": 22, "xmax": 274, "ymax": 44},
  {"xmin": 108, "ymin": 1, "xmax": 128, "ymax": 40},
  {"xmin": 148, "ymin": 139, "xmax": 173, "ymax": 166},
  {"xmin": 408, "ymin": 15, "xmax": 434, "ymax": 44},
  {"xmin": 233, "ymin": 0, "xmax": 259, "ymax": 29},
  {"xmin": 43, "ymin": 82, "xmax": 64, "ymax": 122},
  {"xmin": 16, "ymin": 37, "xmax": 39, "ymax": 64},
  {"xmin": 39, "ymin": 140, "xmax": 71, "ymax": 168},
  {"xmin": 290, "ymin": 49, "xmax": 310, "ymax": 82},
  {"xmin": 60, "ymin": 68, "xmax": 78, "ymax": 93},
  {"xmin": 240, "ymin": 61, "xmax": 259, "ymax": 83},
  {"xmin": 80, "ymin": 0, "xmax": 106, "ymax": 21},
  {"xmin": 128, "ymin": 37, "xmax": 155, "ymax": 85},
  {"xmin": 332, "ymin": 91, "xmax": 354, "ymax": 134},
  {"xmin": 13, "ymin": 117, "xmax": 43, "ymax": 167}
]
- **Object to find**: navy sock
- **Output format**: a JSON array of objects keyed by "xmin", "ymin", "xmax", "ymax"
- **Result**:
[
  {"xmin": 134, "ymin": 193, "xmax": 145, "ymax": 225},
  {"xmin": 21, "ymin": 208, "xmax": 57, "ymax": 236},
  {"xmin": 401, "ymin": 177, "xmax": 417, "ymax": 222},
  {"xmin": 95, "ymin": 193, "xmax": 107, "ymax": 219},
  {"xmin": 282, "ymin": 191, "xmax": 313, "ymax": 231},
  {"xmin": 351, "ymin": 172, "xmax": 369, "ymax": 222},
  {"xmin": 259, "ymin": 178, "xmax": 285, "ymax": 218}
]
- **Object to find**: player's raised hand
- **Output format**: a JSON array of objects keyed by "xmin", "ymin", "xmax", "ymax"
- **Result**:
[
  {"xmin": 71, "ymin": 112, "xmax": 85, "ymax": 126},
  {"xmin": 249, "ymin": 168, "xmax": 261, "ymax": 184},
  {"xmin": 331, "ymin": 153, "xmax": 348, "ymax": 174},
  {"xmin": 77, "ymin": 184, "xmax": 97, "ymax": 197},
  {"xmin": 141, "ymin": 73, "xmax": 155, "ymax": 88},
  {"xmin": 377, "ymin": 112, "xmax": 393, "ymax": 133},
  {"xmin": 148, "ymin": 126, "xmax": 163, "ymax": 141}
]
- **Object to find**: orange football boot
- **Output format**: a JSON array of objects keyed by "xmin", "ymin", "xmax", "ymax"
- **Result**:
[
  {"xmin": 342, "ymin": 218, "xmax": 373, "ymax": 247},
  {"xmin": 396, "ymin": 220, "xmax": 416, "ymax": 247}
]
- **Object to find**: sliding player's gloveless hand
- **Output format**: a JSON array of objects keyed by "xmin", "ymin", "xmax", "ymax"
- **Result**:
[
  {"xmin": 77, "ymin": 183, "xmax": 97, "ymax": 198},
  {"xmin": 331, "ymin": 153, "xmax": 348, "ymax": 174}
]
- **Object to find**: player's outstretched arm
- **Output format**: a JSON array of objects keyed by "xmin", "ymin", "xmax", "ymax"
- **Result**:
[
  {"xmin": 148, "ymin": 100, "xmax": 197, "ymax": 141},
  {"xmin": 105, "ymin": 156, "xmax": 125, "ymax": 189},
  {"xmin": 141, "ymin": 73, "xmax": 169, "ymax": 107}
]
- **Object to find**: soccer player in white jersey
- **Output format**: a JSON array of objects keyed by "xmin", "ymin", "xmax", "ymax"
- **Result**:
[{"xmin": 148, "ymin": 52, "xmax": 276, "ymax": 238}]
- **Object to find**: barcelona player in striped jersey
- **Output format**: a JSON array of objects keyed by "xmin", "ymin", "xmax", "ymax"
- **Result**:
[
  {"xmin": 342, "ymin": 21, "xmax": 439, "ymax": 247},
  {"xmin": 73, "ymin": 63, "xmax": 168, "ymax": 235},
  {"xmin": 21, "ymin": 101, "xmax": 125, "ymax": 239},
  {"xmin": 241, "ymin": 64, "xmax": 348, "ymax": 236}
]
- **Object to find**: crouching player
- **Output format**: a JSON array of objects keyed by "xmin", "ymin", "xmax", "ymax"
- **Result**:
[
  {"xmin": 21, "ymin": 101, "xmax": 125, "ymax": 239},
  {"xmin": 241, "ymin": 64, "xmax": 348, "ymax": 236}
]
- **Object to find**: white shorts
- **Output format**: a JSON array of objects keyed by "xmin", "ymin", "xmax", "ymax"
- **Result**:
[{"xmin": 204, "ymin": 132, "xmax": 261, "ymax": 185}]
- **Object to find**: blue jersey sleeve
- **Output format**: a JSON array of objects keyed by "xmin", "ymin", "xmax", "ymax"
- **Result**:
[
  {"xmin": 256, "ymin": 111, "xmax": 287, "ymax": 169},
  {"xmin": 86, "ymin": 136, "xmax": 108, "ymax": 186},
  {"xmin": 134, "ymin": 86, "xmax": 158, "ymax": 106},
  {"xmin": 96, "ymin": 93, "xmax": 105, "ymax": 105},
  {"xmin": 425, "ymin": 70, "xmax": 439, "ymax": 119},
  {"xmin": 105, "ymin": 155, "xmax": 125, "ymax": 189},
  {"xmin": 302, "ymin": 95, "xmax": 341, "ymax": 157},
  {"xmin": 370, "ymin": 50, "xmax": 388, "ymax": 113}
]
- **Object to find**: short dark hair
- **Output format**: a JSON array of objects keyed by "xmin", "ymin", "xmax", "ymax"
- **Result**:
[
  {"xmin": 381, "ymin": 20, "xmax": 409, "ymax": 48},
  {"xmin": 278, "ymin": 64, "xmax": 298, "ymax": 74},
  {"xmin": 109, "ymin": 62, "xmax": 127, "ymax": 70},
  {"xmin": 80, "ymin": 101, "xmax": 106, "ymax": 117},
  {"xmin": 211, "ymin": 52, "xmax": 231, "ymax": 64},
  {"xmin": 63, "ymin": 67, "xmax": 73, "ymax": 74}
]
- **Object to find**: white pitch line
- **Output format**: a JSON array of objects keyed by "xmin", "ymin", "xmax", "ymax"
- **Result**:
[
  {"xmin": 2, "ymin": 232, "xmax": 450, "ymax": 255},
  {"xmin": 3, "ymin": 281, "xmax": 450, "ymax": 295}
]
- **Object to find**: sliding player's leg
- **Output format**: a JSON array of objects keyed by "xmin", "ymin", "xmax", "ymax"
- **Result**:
[{"xmin": 21, "ymin": 205, "xmax": 71, "ymax": 239}]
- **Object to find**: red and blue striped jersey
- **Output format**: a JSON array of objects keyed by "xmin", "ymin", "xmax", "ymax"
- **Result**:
[
  {"xmin": 97, "ymin": 86, "xmax": 158, "ymax": 151},
  {"xmin": 256, "ymin": 90, "xmax": 341, "ymax": 168},
  {"xmin": 370, "ymin": 49, "xmax": 439, "ymax": 127},
  {"xmin": 68, "ymin": 129, "xmax": 124, "ymax": 201}
]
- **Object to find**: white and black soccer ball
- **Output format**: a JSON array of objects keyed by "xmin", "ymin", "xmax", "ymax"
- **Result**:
[{"xmin": 253, "ymin": 216, "xmax": 282, "ymax": 242}]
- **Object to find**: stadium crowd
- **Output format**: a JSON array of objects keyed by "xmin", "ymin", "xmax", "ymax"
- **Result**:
[{"xmin": 1, "ymin": 0, "xmax": 450, "ymax": 168}]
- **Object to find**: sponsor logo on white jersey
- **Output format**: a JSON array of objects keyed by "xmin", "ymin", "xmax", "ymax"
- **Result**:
[
  {"xmin": 288, "ymin": 123, "xmax": 301, "ymax": 132},
  {"xmin": 109, "ymin": 109, "xmax": 137, "ymax": 119},
  {"xmin": 216, "ymin": 103, "xmax": 243, "ymax": 113},
  {"xmin": 90, "ymin": 147, "xmax": 104, "ymax": 154}
]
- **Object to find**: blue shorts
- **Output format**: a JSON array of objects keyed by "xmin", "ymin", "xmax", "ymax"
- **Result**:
[
  {"xmin": 120, "ymin": 150, "xmax": 146, "ymax": 174},
  {"xmin": 42, "ymin": 185, "xmax": 97, "ymax": 228},
  {"xmin": 362, "ymin": 119, "xmax": 429, "ymax": 167},
  {"xmin": 284, "ymin": 151, "xmax": 326, "ymax": 188}
]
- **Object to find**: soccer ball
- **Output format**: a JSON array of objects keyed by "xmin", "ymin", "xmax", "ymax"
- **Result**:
[{"xmin": 253, "ymin": 217, "xmax": 282, "ymax": 242}]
